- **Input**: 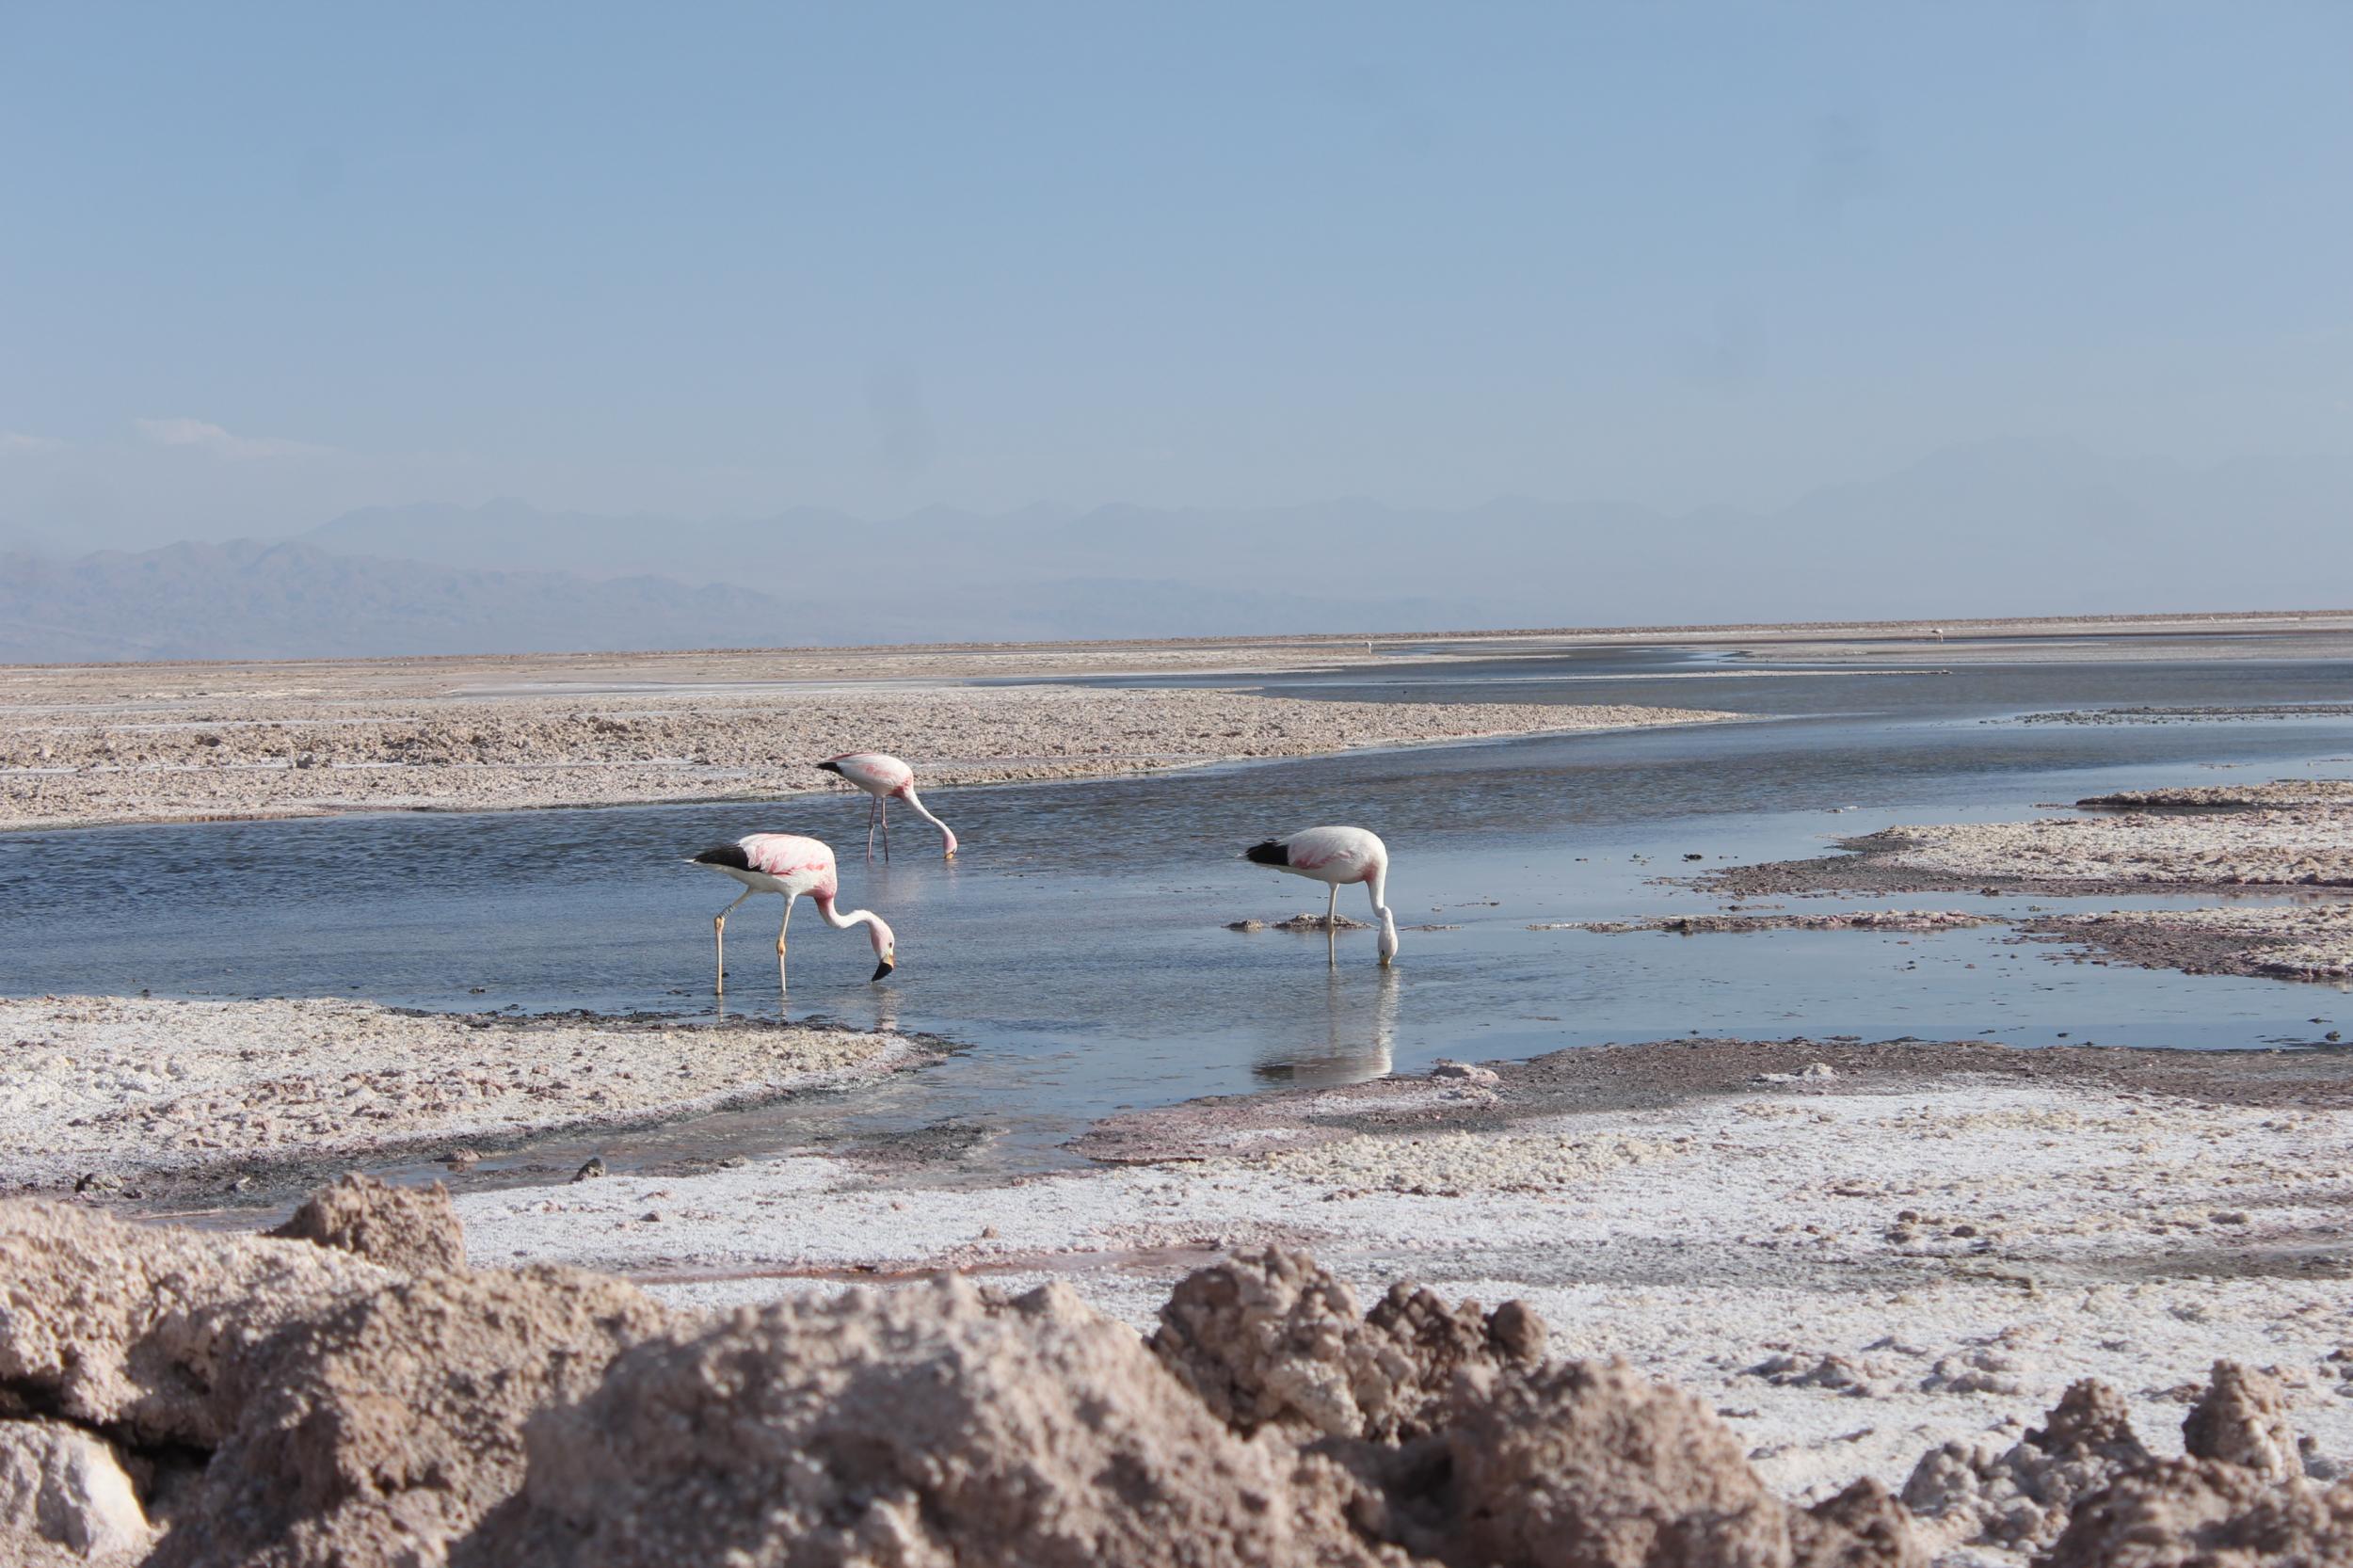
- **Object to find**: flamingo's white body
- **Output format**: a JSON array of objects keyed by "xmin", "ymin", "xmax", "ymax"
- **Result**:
[
  {"xmin": 816, "ymin": 752, "xmax": 958, "ymax": 860},
  {"xmin": 1243, "ymin": 824, "xmax": 1400, "ymax": 966},
  {"xmin": 688, "ymin": 833, "xmax": 897, "ymax": 992}
]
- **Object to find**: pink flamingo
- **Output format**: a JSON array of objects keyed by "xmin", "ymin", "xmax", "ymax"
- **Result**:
[
  {"xmin": 1243, "ymin": 825, "xmax": 1400, "ymax": 966},
  {"xmin": 688, "ymin": 833, "xmax": 898, "ymax": 993},
  {"xmin": 815, "ymin": 752, "xmax": 958, "ymax": 860}
]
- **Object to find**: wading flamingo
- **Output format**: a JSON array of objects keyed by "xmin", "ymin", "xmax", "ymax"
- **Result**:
[
  {"xmin": 815, "ymin": 752, "xmax": 958, "ymax": 860},
  {"xmin": 688, "ymin": 833, "xmax": 897, "ymax": 993},
  {"xmin": 1242, "ymin": 825, "xmax": 1399, "ymax": 966}
]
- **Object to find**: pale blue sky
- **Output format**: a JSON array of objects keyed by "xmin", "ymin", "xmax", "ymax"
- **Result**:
[{"xmin": 3, "ymin": 3, "xmax": 2349, "ymax": 544}]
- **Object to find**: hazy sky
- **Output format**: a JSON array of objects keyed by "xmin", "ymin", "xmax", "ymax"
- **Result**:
[{"xmin": 4, "ymin": 3, "xmax": 2350, "ymax": 546}]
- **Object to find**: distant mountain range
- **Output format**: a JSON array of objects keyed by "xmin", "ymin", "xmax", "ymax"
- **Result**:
[
  {"xmin": 0, "ymin": 542, "xmax": 805, "ymax": 663},
  {"xmin": 4, "ymin": 440, "xmax": 2349, "ymax": 662}
]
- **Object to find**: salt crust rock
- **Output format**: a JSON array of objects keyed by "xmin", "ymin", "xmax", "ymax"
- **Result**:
[
  {"xmin": 16, "ymin": 1193, "xmax": 2350, "ymax": 1568},
  {"xmin": 0, "ymin": 1212, "xmax": 1922, "ymax": 1568},
  {"xmin": 1903, "ymin": 1377, "xmax": 2153, "ymax": 1552},
  {"xmin": 2182, "ymin": 1361, "xmax": 2302, "ymax": 1481},
  {"xmin": 267, "ymin": 1173, "xmax": 468, "ymax": 1275},
  {"xmin": 1911, "ymin": 1362, "xmax": 2338, "ymax": 1561},
  {"xmin": 2039, "ymin": 1459, "xmax": 2353, "ymax": 1567},
  {"xmin": 0, "ymin": 1416, "xmax": 151, "ymax": 1561},
  {"xmin": 0, "ymin": 1199, "xmax": 392, "ymax": 1448},
  {"xmin": 1148, "ymin": 1248, "xmax": 1546, "ymax": 1441},
  {"xmin": 2040, "ymin": 1360, "xmax": 2353, "ymax": 1565},
  {"xmin": 463, "ymin": 1272, "xmax": 1396, "ymax": 1568},
  {"xmin": 147, "ymin": 1264, "xmax": 672, "ymax": 1568},
  {"xmin": 1344, "ymin": 1358, "xmax": 1921, "ymax": 1568},
  {"xmin": 1, "ymin": 1194, "xmax": 670, "ymax": 1568}
]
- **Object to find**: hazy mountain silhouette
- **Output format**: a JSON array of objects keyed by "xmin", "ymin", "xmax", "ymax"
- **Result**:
[
  {"xmin": 0, "ymin": 541, "xmax": 828, "ymax": 663},
  {"xmin": 296, "ymin": 439, "xmax": 2353, "ymax": 623},
  {"xmin": 4, "ymin": 440, "xmax": 2349, "ymax": 662}
]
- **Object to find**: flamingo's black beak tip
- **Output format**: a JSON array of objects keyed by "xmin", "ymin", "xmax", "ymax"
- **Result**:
[{"xmin": 871, "ymin": 960, "xmax": 895, "ymax": 983}]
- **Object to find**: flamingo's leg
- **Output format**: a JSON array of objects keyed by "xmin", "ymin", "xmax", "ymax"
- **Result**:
[
  {"xmin": 713, "ymin": 888, "xmax": 753, "ymax": 994},
  {"xmin": 1325, "ymin": 884, "xmax": 1338, "ymax": 930},
  {"xmin": 880, "ymin": 797, "xmax": 891, "ymax": 861},
  {"xmin": 777, "ymin": 895, "xmax": 796, "ymax": 990},
  {"xmin": 865, "ymin": 795, "xmax": 878, "ymax": 860}
]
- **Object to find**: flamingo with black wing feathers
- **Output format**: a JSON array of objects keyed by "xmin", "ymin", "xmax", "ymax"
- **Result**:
[
  {"xmin": 688, "ymin": 833, "xmax": 897, "ymax": 993},
  {"xmin": 815, "ymin": 752, "xmax": 957, "ymax": 860},
  {"xmin": 1242, "ymin": 825, "xmax": 1400, "ymax": 966}
]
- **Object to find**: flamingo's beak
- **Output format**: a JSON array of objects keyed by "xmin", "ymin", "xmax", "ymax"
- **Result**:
[{"xmin": 871, "ymin": 958, "xmax": 895, "ymax": 983}]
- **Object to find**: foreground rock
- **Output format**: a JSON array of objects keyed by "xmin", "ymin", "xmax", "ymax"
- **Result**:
[
  {"xmin": 1149, "ymin": 1249, "xmax": 1547, "ymax": 1441},
  {"xmin": 267, "ymin": 1173, "xmax": 468, "ymax": 1274},
  {"xmin": 0, "ymin": 1417, "xmax": 151, "ymax": 1565},
  {"xmin": 1903, "ymin": 1363, "xmax": 2346, "ymax": 1562},
  {"xmin": 465, "ymin": 1273, "xmax": 1387, "ymax": 1568},
  {"xmin": 13, "ymin": 1179, "xmax": 2353, "ymax": 1566},
  {"xmin": 1, "ymin": 1186, "xmax": 673, "ymax": 1568},
  {"xmin": 5, "ymin": 1188, "xmax": 1923, "ymax": 1567}
]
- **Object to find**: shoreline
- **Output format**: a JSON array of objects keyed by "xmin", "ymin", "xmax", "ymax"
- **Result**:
[
  {"xmin": 0, "ymin": 706, "xmax": 1749, "ymax": 838},
  {"xmin": 1697, "ymin": 776, "xmax": 2353, "ymax": 984},
  {"xmin": 1, "ymin": 681, "xmax": 1737, "ymax": 834},
  {"xmin": 11, "ymin": 607, "xmax": 2353, "ymax": 838},
  {"xmin": 0, "ymin": 995, "xmax": 933, "ymax": 1201}
]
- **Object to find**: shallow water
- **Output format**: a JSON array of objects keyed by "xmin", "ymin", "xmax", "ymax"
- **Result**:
[{"xmin": 5, "ymin": 641, "xmax": 2351, "ymax": 1176}]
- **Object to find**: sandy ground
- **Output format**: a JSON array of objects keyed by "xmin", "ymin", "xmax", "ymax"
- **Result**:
[
  {"xmin": 2026, "ymin": 904, "xmax": 2353, "ymax": 983},
  {"xmin": 9, "ymin": 607, "xmax": 2352, "ymax": 832},
  {"xmin": 445, "ymin": 1038, "xmax": 2353, "ymax": 1529},
  {"xmin": 0, "ymin": 680, "xmax": 1732, "ymax": 833},
  {"xmin": 1706, "ymin": 776, "xmax": 2353, "ymax": 984},
  {"xmin": 0, "ymin": 996, "xmax": 926, "ymax": 1199},
  {"xmin": 1712, "ymin": 809, "xmax": 2353, "ymax": 899},
  {"xmin": 1531, "ymin": 910, "xmax": 2003, "ymax": 935},
  {"xmin": 2022, "ymin": 704, "xmax": 2353, "ymax": 725}
]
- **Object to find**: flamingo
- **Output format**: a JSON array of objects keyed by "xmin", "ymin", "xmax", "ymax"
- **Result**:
[
  {"xmin": 815, "ymin": 752, "xmax": 958, "ymax": 860},
  {"xmin": 1242, "ymin": 825, "xmax": 1400, "ymax": 966},
  {"xmin": 687, "ymin": 833, "xmax": 897, "ymax": 993}
]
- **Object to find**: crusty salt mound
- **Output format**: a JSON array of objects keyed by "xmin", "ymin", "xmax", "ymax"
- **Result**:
[
  {"xmin": 1341, "ymin": 1357, "xmax": 1921, "ymax": 1568},
  {"xmin": 1154, "ymin": 1250, "xmax": 1913, "ymax": 1568},
  {"xmin": 2040, "ymin": 1459, "xmax": 2353, "ymax": 1567},
  {"xmin": 21, "ymin": 1194, "xmax": 2348, "ymax": 1568},
  {"xmin": 2, "ymin": 1209, "xmax": 1932, "ymax": 1568},
  {"xmin": 1907, "ymin": 1361, "xmax": 2350, "ymax": 1564},
  {"xmin": 1, "ymin": 1193, "xmax": 671, "ymax": 1568},
  {"xmin": 267, "ymin": 1173, "xmax": 468, "ymax": 1274},
  {"xmin": 2181, "ymin": 1360, "xmax": 2303, "ymax": 1481},
  {"xmin": 0, "ymin": 1416, "xmax": 152, "ymax": 1566},
  {"xmin": 1901, "ymin": 1377, "xmax": 2153, "ymax": 1552},
  {"xmin": 2038, "ymin": 1359, "xmax": 2353, "ymax": 1565},
  {"xmin": 1150, "ymin": 1247, "xmax": 1545, "ymax": 1440},
  {"xmin": 0, "ymin": 1199, "xmax": 393, "ymax": 1448},
  {"xmin": 462, "ymin": 1272, "xmax": 1390, "ymax": 1568}
]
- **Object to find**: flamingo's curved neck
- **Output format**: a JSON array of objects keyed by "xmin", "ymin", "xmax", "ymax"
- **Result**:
[
  {"xmin": 1368, "ymin": 855, "xmax": 1400, "ymax": 964},
  {"xmin": 899, "ymin": 785, "xmax": 957, "ymax": 857},
  {"xmin": 812, "ymin": 892, "xmax": 878, "ymax": 933}
]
